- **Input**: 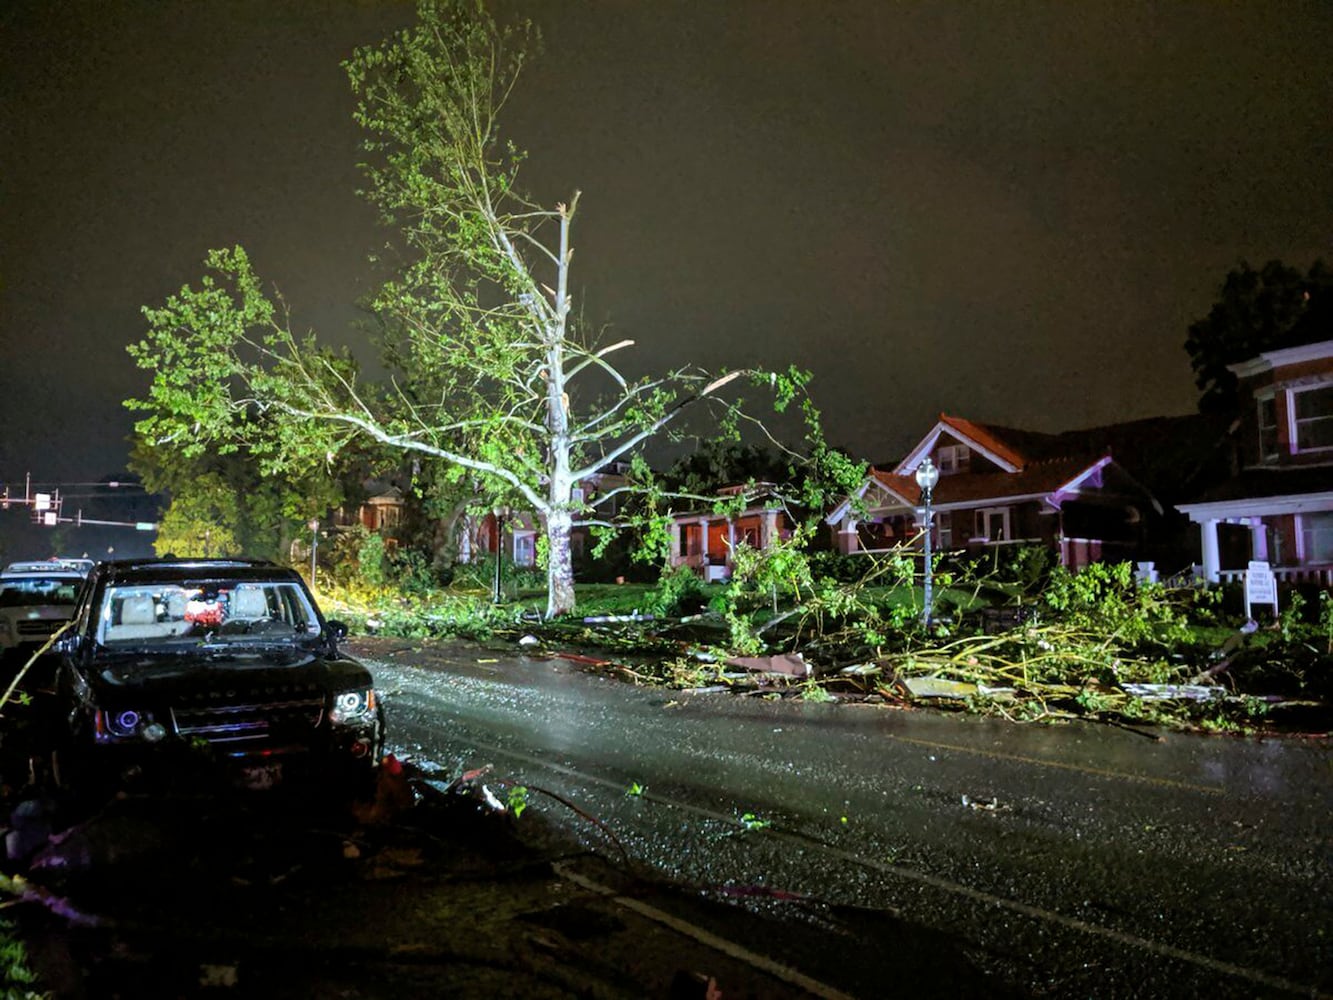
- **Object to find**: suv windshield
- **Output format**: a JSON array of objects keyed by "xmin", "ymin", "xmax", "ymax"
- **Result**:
[
  {"xmin": 97, "ymin": 579, "xmax": 322, "ymax": 647},
  {"xmin": 0, "ymin": 577, "xmax": 82, "ymax": 607}
]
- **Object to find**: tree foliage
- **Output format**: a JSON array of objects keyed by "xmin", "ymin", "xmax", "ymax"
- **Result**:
[
  {"xmin": 1185, "ymin": 259, "xmax": 1332, "ymax": 415},
  {"xmin": 663, "ymin": 441, "xmax": 790, "ymax": 496},
  {"xmin": 126, "ymin": 0, "xmax": 837, "ymax": 616},
  {"xmin": 128, "ymin": 437, "xmax": 345, "ymax": 563}
]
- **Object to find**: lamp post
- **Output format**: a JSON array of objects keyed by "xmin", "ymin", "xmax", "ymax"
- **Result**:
[
  {"xmin": 492, "ymin": 505, "xmax": 509, "ymax": 604},
  {"xmin": 308, "ymin": 518, "xmax": 320, "ymax": 591},
  {"xmin": 915, "ymin": 457, "xmax": 939, "ymax": 627}
]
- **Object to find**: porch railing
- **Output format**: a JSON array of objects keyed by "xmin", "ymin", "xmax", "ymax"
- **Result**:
[{"xmin": 1218, "ymin": 566, "xmax": 1333, "ymax": 587}]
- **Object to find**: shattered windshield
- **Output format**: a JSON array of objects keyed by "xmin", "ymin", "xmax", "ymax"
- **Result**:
[
  {"xmin": 97, "ymin": 580, "xmax": 322, "ymax": 647},
  {"xmin": 0, "ymin": 577, "xmax": 82, "ymax": 607}
]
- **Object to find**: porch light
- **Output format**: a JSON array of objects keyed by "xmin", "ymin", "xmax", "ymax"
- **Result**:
[{"xmin": 915, "ymin": 457, "xmax": 939, "ymax": 627}]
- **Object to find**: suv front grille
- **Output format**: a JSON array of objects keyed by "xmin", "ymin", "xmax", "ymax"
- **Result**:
[
  {"xmin": 170, "ymin": 684, "xmax": 325, "ymax": 747},
  {"xmin": 17, "ymin": 621, "xmax": 62, "ymax": 637}
]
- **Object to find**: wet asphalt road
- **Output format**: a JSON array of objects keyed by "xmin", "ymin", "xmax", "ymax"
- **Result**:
[{"xmin": 353, "ymin": 636, "xmax": 1332, "ymax": 999}]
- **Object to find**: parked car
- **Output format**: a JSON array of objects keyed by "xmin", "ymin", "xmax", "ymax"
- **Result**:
[
  {"xmin": 53, "ymin": 559, "xmax": 385, "ymax": 796},
  {"xmin": 0, "ymin": 562, "xmax": 87, "ymax": 660}
]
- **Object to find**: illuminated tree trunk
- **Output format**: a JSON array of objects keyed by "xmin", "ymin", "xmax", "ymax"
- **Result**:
[
  {"xmin": 545, "ymin": 507, "xmax": 575, "ymax": 617},
  {"xmin": 542, "ymin": 202, "xmax": 577, "ymax": 617}
]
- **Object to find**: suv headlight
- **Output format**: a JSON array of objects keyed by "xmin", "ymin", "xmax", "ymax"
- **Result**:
[
  {"xmin": 96, "ymin": 708, "xmax": 167, "ymax": 743},
  {"xmin": 330, "ymin": 688, "xmax": 377, "ymax": 724}
]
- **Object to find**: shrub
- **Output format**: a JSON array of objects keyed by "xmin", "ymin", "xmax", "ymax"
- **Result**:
[
  {"xmin": 388, "ymin": 546, "xmax": 439, "ymax": 594},
  {"xmin": 358, "ymin": 532, "xmax": 389, "ymax": 591},
  {"xmin": 807, "ymin": 551, "xmax": 868, "ymax": 584},
  {"xmin": 449, "ymin": 554, "xmax": 546, "ymax": 595},
  {"xmin": 646, "ymin": 565, "xmax": 711, "ymax": 616}
]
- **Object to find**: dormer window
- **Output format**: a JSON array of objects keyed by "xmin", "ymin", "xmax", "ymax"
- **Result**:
[
  {"xmin": 1293, "ymin": 383, "xmax": 1333, "ymax": 453},
  {"xmin": 936, "ymin": 444, "xmax": 969, "ymax": 475}
]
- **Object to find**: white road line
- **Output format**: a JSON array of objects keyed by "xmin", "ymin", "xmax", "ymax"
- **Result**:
[{"xmin": 553, "ymin": 861, "xmax": 859, "ymax": 1000}]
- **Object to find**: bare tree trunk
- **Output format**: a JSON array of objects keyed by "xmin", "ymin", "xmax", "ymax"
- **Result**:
[
  {"xmin": 541, "ymin": 199, "xmax": 577, "ymax": 618},
  {"xmin": 545, "ymin": 508, "xmax": 575, "ymax": 617}
]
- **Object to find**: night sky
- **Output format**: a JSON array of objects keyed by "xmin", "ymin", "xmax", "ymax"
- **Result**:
[{"xmin": 2, "ymin": 0, "xmax": 1330, "ymax": 496}]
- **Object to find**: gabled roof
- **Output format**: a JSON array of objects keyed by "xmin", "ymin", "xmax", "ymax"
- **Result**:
[
  {"xmin": 1042, "ymin": 413, "xmax": 1235, "ymax": 502},
  {"xmin": 896, "ymin": 414, "xmax": 1035, "ymax": 473},
  {"xmin": 894, "ymin": 412, "xmax": 1230, "ymax": 503},
  {"xmin": 871, "ymin": 455, "xmax": 1127, "ymax": 511}
]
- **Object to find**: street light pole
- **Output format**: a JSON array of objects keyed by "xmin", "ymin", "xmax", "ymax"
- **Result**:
[
  {"xmin": 915, "ymin": 457, "xmax": 939, "ymax": 627},
  {"xmin": 492, "ymin": 505, "xmax": 509, "ymax": 604},
  {"xmin": 308, "ymin": 518, "xmax": 320, "ymax": 591}
]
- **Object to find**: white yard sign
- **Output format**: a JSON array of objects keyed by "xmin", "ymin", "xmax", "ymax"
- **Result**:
[{"xmin": 1243, "ymin": 560, "xmax": 1278, "ymax": 620}]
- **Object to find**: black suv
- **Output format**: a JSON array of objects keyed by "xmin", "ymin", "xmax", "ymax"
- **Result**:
[{"xmin": 54, "ymin": 559, "xmax": 384, "ymax": 795}]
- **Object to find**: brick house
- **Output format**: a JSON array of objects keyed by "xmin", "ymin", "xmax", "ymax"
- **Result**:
[
  {"xmin": 826, "ymin": 414, "xmax": 1166, "ymax": 569},
  {"xmin": 475, "ymin": 462, "xmax": 633, "ymax": 571},
  {"xmin": 1178, "ymin": 338, "xmax": 1333, "ymax": 585},
  {"xmin": 331, "ymin": 484, "xmax": 407, "ymax": 547},
  {"xmin": 668, "ymin": 485, "xmax": 794, "ymax": 581}
]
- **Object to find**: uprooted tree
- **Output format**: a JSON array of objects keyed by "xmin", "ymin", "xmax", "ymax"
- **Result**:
[{"xmin": 126, "ymin": 0, "xmax": 840, "ymax": 617}]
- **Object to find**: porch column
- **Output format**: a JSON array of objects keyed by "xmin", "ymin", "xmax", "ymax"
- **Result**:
[
  {"xmin": 1199, "ymin": 518, "xmax": 1221, "ymax": 583},
  {"xmin": 1247, "ymin": 517, "xmax": 1269, "ymax": 562},
  {"xmin": 726, "ymin": 518, "xmax": 736, "ymax": 567},
  {"xmin": 837, "ymin": 517, "xmax": 859, "ymax": 554},
  {"xmin": 761, "ymin": 510, "xmax": 779, "ymax": 548},
  {"xmin": 458, "ymin": 516, "xmax": 472, "ymax": 563},
  {"xmin": 669, "ymin": 519, "xmax": 683, "ymax": 567}
]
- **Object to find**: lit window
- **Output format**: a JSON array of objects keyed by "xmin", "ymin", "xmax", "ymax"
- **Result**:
[
  {"xmin": 1293, "ymin": 385, "xmax": 1333, "ymax": 452},
  {"xmin": 514, "ymin": 534, "xmax": 536, "ymax": 567},
  {"xmin": 1299, "ymin": 512, "xmax": 1333, "ymax": 564}
]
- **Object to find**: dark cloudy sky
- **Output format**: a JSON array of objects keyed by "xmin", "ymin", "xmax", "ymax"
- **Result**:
[{"xmin": 2, "ymin": 0, "xmax": 1330, "ymax": 492}]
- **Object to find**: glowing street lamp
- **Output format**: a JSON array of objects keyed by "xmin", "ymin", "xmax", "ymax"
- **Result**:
[{"xmin": 915, "ymin": 456, "xmax": 939, "ymax": 627}]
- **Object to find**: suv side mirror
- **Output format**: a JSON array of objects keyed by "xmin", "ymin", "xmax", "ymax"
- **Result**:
[{"xmin": 55, "ymin": 632, "xmax": 80, "ymax": 658}]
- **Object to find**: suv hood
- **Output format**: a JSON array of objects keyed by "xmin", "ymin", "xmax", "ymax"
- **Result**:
[{"xmin": 91, "ymin": 651, "xmax": 371, "ymax": 696}]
